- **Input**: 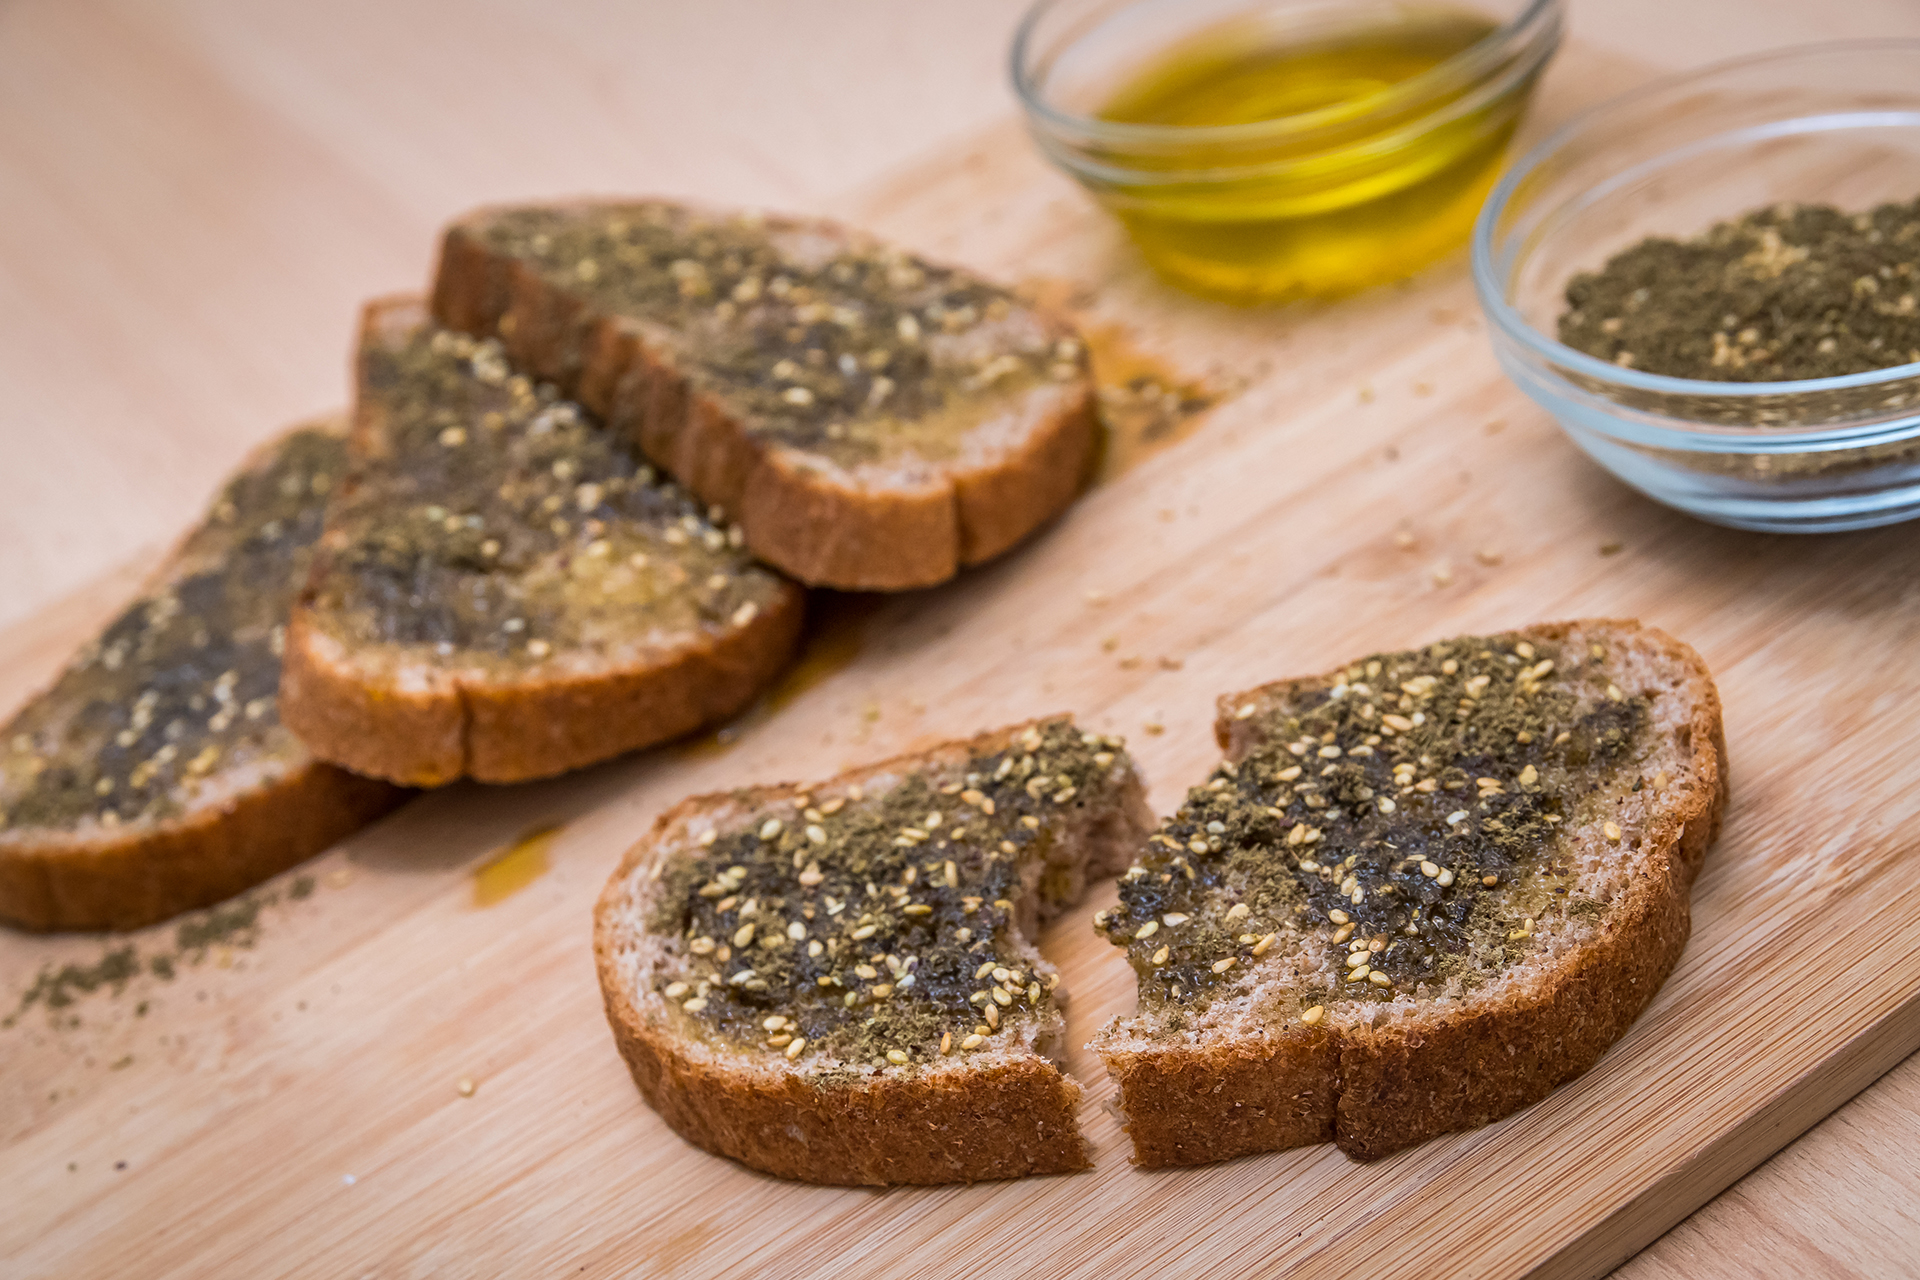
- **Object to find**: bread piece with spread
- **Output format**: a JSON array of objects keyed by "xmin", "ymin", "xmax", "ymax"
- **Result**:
[
  {"xmin": 280, "ymin": 298, "xmax": 804, "ymax": 788},
  {"xmin": 594, "ymin": 717, "xmax": 1153, "ymax": 1184},
  {"xmin": 431, "ymin": 200, "xmax": 1097, "ymax": 591},
  {"xmin": 1091, "ymin": 620, "xmax": 1726, "ymax": 1164},
  {"xmin": 0, "ymin": 423, "xmax": 408, "ymax": 932}
]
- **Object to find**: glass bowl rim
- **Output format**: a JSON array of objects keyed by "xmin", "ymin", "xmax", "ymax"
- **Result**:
[
  {"xmin": 1470, "ymin": 38, "xmax": 1920, "ymax": 420},
  {"xmin": 1009, "ymin": 0, "xmax": 1561, "ymax": 147}
]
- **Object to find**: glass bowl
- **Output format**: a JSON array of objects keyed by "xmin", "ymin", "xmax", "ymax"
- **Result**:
[
  {"xmin": 1472, "ymin": 41, "xmax": 1920, "ymax": 533},
  {"xmin": 1013, "ymin": 0, "xmax": 1562, "ymax": 303}
]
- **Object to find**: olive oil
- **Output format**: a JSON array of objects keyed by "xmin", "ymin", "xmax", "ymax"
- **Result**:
[{"xmin": 1093, "ymin": 8, "xmax": 1530, "ymax": 302}]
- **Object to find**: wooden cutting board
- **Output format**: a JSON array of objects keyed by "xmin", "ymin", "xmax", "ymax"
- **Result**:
[{"xmin": 6, "ymin": 41, "xmax": 1920, "ymax": 1280}]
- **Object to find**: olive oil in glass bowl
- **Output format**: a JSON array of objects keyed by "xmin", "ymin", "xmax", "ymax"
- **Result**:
[{"xmin": 1013, "ymin": 0, "xmax": 1562, "ymax": 303}]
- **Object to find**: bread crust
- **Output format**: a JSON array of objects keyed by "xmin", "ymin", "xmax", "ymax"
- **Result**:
[
  {"xmin": 0, "ymin": 421, "xmax": 412, "ymax": 933},
  {"xmin": 281, "ymin": 587, "xmax": 804, "ymax": 787},
  {"xmin": 593, "ymin": 719, "xmax": 1152, "ymax": 1184},
  {"xmin": 0, "ymin": 762, "xmax": 403, "ymax": 932},
  {"xmin": 1099, "ymin": 619, "xmax": 1727, "ymax": 1165},
  {"xmin": 430, "ymin": 201, "xmax": 1098, "ymax": 591},
  {"xmin": 278, "ymin": 298, "xmax": 807, "ymax": 788}
]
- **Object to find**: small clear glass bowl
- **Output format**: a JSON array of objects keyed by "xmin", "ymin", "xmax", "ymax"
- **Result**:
[
  {"xmin": 1472, "ymin": 41, "xmax": 1920, "ymax": 533},
  {"xmin": 1013, "ymin": 0, "xmax": 1562, "ymax": 303}
]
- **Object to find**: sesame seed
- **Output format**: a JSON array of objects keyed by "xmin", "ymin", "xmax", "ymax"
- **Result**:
[
  {"xmin": 785, "ymin": 1038, "xmax": 807, "ymax": 1060},
  {"xmin": 733, "ymin": 924, "xmax": 756, "ymax": 947},
  {"xmin": 683, "ymin": 997, "xmax": 708, "ymax": 1012},
  {"xmin": 663, "ymin": 982, "xmax": 689, "ymax": 999},
  {"xmin": 1300, "ymin": 1005, "xmax": 1326, "ymax": 1026},
  {"xmin": 759, "ymin": 818, "xmax": 783, "ymax": 840},
  {"xmin": 1368, "ymin": 971, "xmax": 1392, "ymax": 987},
  {"xmin": 1328, "ymin": 909, "xmax": 1350, "ymax": 925},
  {"xmin": 1347, "ymin": 966, "xmax": 1370, "ymax": 982},
  {"xmin": 851, "ymin": 924, "xmax": 877, "ymax": 940},
  {"xmin": 962, "ymin": 1033, "xmax": 984, "ymax": 1049},
  {"xmin": 1151, "ymin": 946, "xmax": 1170, "ymax": 965},
  {"xmin": 1134, "ymin": 920, "xmax": 1159, "ymax": 939},
  {"xmin": 1225, "ymin": 903, "xmax": 1250, "ymax": 922},
  {"xmin": 1252, "ymin": 933, "xmax": 1276, "ymax": 956},
  {"xmin": 1212, "ymin": 958, "xmax": 1236, "ymax": 974},
  {"xmin": 1420, "ymin": 860, "xmax": 1440, "ymax": 877},
  {"xmin": 1162, "ymin": 912, "xmax": 1190, "ymax": 926},
  {"xmin": 887, "ymin": 1050, "xmax": 909, "ymax": 1065},
  {"xmin": 1346, "ymin": 952, "xmax": 1371, "ymax": 969},
  {"xmin": 1519, "ymin": 764, "xmax": 1539, "ymax": 786},
  {"xmin": 984, "ymin": 1004, "xmax": 1000, "ymax": 1028},
  {"xmin": 1605, "ymin": 822, "xmax": 1623, "ymax": 843},
  {"xmin": 1447, "ymin": 811, "xmax": 1468, "ymax": 826},
  {"xmin": 786, "ymin": 921, "xmax": 806, "ymax": 941}
]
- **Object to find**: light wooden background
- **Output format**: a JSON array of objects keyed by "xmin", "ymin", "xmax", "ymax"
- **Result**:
[{"xmin": 5, "ymin": 2, "xmax": 1920, "ymax": 1277}]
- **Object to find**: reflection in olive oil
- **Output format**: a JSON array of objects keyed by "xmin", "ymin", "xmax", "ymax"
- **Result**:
[
  {"xmin": 473, "ymin": 824, "xmax": 561, "ymax": 907},
  {"xmin": 1096, "ymin": 8, "xmax": 1525, "ymax": 301},
  {"xmin": 678, "ymin": 594, "xmax": 885, "ymax": 758}
]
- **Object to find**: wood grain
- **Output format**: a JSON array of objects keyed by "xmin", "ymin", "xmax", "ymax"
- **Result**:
[{"xmin": 5, "ymin": 3, "xmax": 1920, "ymax": 1278}]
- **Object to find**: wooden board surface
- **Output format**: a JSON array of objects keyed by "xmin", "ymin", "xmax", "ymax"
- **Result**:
[{"xmin": 7, "ymin": 7, "xmax": 1920, "ymax": 1279}]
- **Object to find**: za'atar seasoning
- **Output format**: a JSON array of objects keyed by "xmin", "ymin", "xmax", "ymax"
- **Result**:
[{"xmin": 1558, "ymin": 197, "xmax": 1920, "ymax": 382}]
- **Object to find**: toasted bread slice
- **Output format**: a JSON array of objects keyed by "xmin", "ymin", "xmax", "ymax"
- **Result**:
[
  {"xmin": 1090, "ymin": 620, "xmax": 1726, "ymax": 1164},
  {"xmin": 431, "ymin": 200, "xmax": 1097, "ymax": 590},
  {"xmin": 0, "ymin": 423, "xmax": 408, "ymax": 932},
  {"xmin": 594, "ymin": 717, "xmax": 1153, "ymax": 1184},
  {"xmin": 280, "ymin": 299, "xmax": 805, "ymax": 787}
]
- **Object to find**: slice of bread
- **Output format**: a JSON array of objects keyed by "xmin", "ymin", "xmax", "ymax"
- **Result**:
[
  {"xmin": 1090, "ymin": 619, "xmax": 1726, "ymax": 1165},
  {"xmin": 279, "ymin": 298, "xmax": 805, "ymax": 787},
  {"xmin": 0, "ymin": 423, "xmax": 409, "ymax": 932},
  {"xmin": 431, "ymin": 200, "xmax": 1097, "ymax": 591},
  {"xmin": 594, "ymin": 717, "xmax": 1153, "ymax": 1184}
]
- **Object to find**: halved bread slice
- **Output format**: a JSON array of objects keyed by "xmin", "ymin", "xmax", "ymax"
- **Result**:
[
  {"xmin": 280, "ymin": 298, "xmax": 805, "ymax": 787},
  {"xmin": 1091, "ymin": 619, "xmax": 1726, "ymax": 1164},
  {"xmin": 431, "ymin": 200, "xmax": 1098, "ymax": 590},
  {"xmin": 0, "ymin": 423, "xmax": 408, "ymax": 932},
  {"xmin": 594, "ymin": 717, "xmax": 1153, "ymax": 1184}
]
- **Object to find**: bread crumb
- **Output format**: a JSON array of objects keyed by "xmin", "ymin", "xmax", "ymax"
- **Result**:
[
  {"xmin": 1101, "ymin": 637, "xmax": 1119, "ymax": 652},
  {"xmin": 1158, "ymin": 656, "xmax": 1183, "ymax": 671},
  {"xmin": 1393, "ymin": 531, "xmax": 1416, "ymax": 550},
  {"xmin": 324, "ymin": 868, "xmax": 354, "ymax": 890},
  {"xmin": 1357, "ymin": 385, "xmax": 1375, "ymax": 404},
  {"xmin": 1484, "ymin": 419, "xmax": 1506, "ymax": 435},
  {"xmin": 1474, "ymin": 548, "xmax": 1503, "ymax": 566},
  {"xmin": 1431, "ymin": 563, "xmax": 1454, "ymax": 587},
  {"xmin": 1084, "ymin": 589, "xmax": 1110, "ymax": 606},
  {"xmin": 1599, "ymin": 541, "xmax": 1624, "ymax": 556},
  {"xmin": 1143, "ymin": 721, "xmax": 1165, "ymax": 736},
  {"xmin": 1413, "ymin": 381, "xmax": 1434, "ymax": 396},
  {"xmin": 1118, "ymin": 656, "xmax": 1141, "ymax": 670},
  {"xmin": 457, "ymin": 1078, "xmax": 476, "ymax": 1097}
]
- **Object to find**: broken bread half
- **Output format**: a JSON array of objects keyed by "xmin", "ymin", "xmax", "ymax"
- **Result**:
[
  {"xmin": 431, "ymin": 200, "xmax": 1097, "ymax": 591},
  {"xmin": 1091, "ymin": 619, "xmax": 1726, "ymax": 1165},
  {"xmin": 280, "ymin": 298, "xmax": 805, "ymax": 787},
  {"xmin": 594, "ymin": 717, "xmax": 1153, "ymax": 1184},
  {"xmin": 0, "ymin": 422, "xmax": 408, "ymax": 932}
]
